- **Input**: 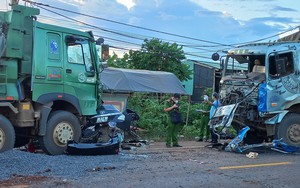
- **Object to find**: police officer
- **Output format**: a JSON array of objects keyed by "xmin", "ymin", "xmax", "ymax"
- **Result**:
[{"xmin": 164, "ymin": 93, "xmax": 182, "ymax": 148}]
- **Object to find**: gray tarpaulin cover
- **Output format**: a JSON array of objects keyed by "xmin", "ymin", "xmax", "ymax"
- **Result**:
[{"xmin": 101, "ymin": 67, "xmax": 188, "ymax": 94}]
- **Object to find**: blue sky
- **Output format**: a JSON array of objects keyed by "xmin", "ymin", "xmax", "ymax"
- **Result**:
[{"xmin": 1, "ymin": 0, "xmax": 299, "ymax": 61}]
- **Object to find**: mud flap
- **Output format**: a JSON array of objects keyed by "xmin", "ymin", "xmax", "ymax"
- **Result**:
[{"xmin": 38, "ymin": 103, "xmax": 52, "ymax": 136}]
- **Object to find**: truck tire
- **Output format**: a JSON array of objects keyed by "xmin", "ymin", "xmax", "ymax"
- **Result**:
[
  {"xmin": 39, "ymin": 111, "xmax": 81, "ymax": 155},
  {"xmin": 276, "ymin": 113, "xmax": 300, "ymax": 147},
  {"xmin": 0, "ymin": 115, "xmax": 15, "ymax": 153}
]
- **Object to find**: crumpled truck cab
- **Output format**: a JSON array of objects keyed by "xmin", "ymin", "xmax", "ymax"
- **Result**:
[{"xmin": 211, "ymin": 42, "xmax": 300, "ymax": 146}]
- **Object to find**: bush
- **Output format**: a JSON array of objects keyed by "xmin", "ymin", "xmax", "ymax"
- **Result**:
[{"xmin": 127, "ymin": 93, "xmax": 208, "ymax": 141}]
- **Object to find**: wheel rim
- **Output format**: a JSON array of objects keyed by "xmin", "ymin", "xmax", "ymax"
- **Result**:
[
  {"xmin": 288, "ymin": 123, "xmax": 300, "ymax": 143},
  {"xmin": 53, "ymin": 122, "xmax": 74, "ymax": 146},
  {"xmin": 0, "ymin": 128, "xmax": 4, "ymax": 149}
]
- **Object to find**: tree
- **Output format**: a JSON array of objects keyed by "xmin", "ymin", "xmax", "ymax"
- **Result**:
[{"xmin": 108, "ymin": 38, "xmax": 192, "ymax": 81}]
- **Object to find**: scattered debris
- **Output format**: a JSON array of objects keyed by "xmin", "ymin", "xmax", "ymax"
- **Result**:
[
  {"xmin": 225, "ymin": 126, "xmax": 300, "ymax": 154},
  {"xmin": 44, "ymin": 168, "xmax": 51, "ymax": 173},
  {"xmin": 92, "ymin": 167, "xmax": 102, "ymax": 171},
  {"xmin": 87, "ymin": 166, "xmax": 116, "ymax": 172},
  {"xmin": 246, "ymin": 152, "xmax": 259, "ymax": 159}
]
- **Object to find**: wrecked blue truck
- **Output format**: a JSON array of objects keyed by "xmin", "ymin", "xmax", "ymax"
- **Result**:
[{"xmin": 211, "ymin": 42, "xmax": 300, "ymax": 147}]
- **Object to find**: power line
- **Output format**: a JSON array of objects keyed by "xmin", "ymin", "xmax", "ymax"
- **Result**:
[
  {"xmin": 232, "ymin": 25, "xmax": 300, "ymax": 45},
  {"xmin": 19, "ymin": 0, "xmax": 300, "ymax": 49},
  {"xmin": 37, "ymin": 11, "xmax": 221, "ymax": 54},
  {"xmin": 35, "ymin": 5, "xmax": 148, "ymax": 42},
  {"xmin": 23, "ymin": 0, "xmax": 231, "ymax": 47},
  {"xmin": 23, "ymin": 0, "xmax": 299, "ymax": 60},
  {"xmin": 36, "ymin": 11, "xmax": 227, "ymax": 51}
]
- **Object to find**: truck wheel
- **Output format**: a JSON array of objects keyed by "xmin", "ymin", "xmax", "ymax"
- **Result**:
[
  {"xmin": 39, "ymin": 111, "xmax": 81, "ymax": 155},
  {"xmin": 0, "ymin": 115, "xmax": 15, "ymax": 153},
  {"xmin": 276, "ymin": 113, "xmax": 300, "ymax": 147}
]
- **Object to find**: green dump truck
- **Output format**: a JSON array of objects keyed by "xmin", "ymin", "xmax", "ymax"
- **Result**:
[{"xmin": 0, "ymin": 3, "xmax": 106, "ymax": 154}]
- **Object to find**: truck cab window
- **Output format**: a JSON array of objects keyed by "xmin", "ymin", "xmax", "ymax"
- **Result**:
[
  {"xmin": 67, "ymin": 44, "xmax": 84, "ymax": 64},
  {"xmin": 269, "ymin": 52, "xmax": 294, "ymax": 78},
  {"xmin": 67, "ymin": 42, "xmax": 95, "ymax": 73},
  {"xmin": 82, "ymin": 43, "xmax": 94, "ymax": 72}
]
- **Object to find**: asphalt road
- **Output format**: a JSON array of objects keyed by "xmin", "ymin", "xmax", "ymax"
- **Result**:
[{"xmin": 1, "ymin": 140, "xmax": 299, "ymax": 188}]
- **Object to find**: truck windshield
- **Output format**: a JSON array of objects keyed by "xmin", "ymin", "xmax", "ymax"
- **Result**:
[
  {"xmin": 223, "ymin": 54, "xmax": 265, "ymax": 77},
  {"xmin": 223, "ymin": 55, "xmax": 249, "ymax": 77}
]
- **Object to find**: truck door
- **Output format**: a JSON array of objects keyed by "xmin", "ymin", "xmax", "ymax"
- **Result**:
[
  {"xmin": 32, "ymin": 31, "xmax": 64, "ymax": 101},
  {"xmin": 266, "ymin": 51, "xmax": 296, "ymax": 111},
  {"xmin": 64, "ymin": 35, "xmax": 97, "ymax": 115}
]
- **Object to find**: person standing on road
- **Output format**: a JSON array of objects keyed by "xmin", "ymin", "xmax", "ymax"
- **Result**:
[
  {"xmin": 205, "ymin": 92, "xmax": 220, "ymax": 143},
  {"xmin": 196, "ymin": 93, "xmax": 211, "ymax": 142},
  {"xmin": 164, "ymin": 93, "xmax": 182, "ymax": 148}
]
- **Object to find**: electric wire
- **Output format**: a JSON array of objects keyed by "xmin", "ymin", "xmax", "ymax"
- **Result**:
[
  {"xmin": 35, "ymin": 5, "xmax": 147, "ymax": 42},
  {"xmin": 22, "ymin": 0, "xmax": 299, "ymax": 60},
  {"xmin": 18, "ymin": 0, "xmax": 300, "ymax": 48},
  {"xmin": 37, "ymin": 12, "xmax": 226, "ymax": 51},
  {"xmin": 23, "ymin": 0, "xmax": 300, "ymax": 47},
  {"xmin": 36, "ymin": 12, "xmax": 221, "ymax": 56},
  {"xmin": 22, "ymin": 0, "xmax": 231, "ymax": 47}
]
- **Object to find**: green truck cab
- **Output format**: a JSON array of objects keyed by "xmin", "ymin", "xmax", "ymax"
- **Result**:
[{"xmin": 0, "ymin": 4, "xmax": 103, "ymax": 154}]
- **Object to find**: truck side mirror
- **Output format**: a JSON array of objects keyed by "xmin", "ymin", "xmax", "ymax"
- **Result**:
[
  {"xmin": 275, "ymin": 58, "xmax": 286, "ymax": 75},
  {"xmin": 96, "ymin": 38, "xmax": 104, "ymax": 45},
  {"xmin": 212, "ymin": 53, "xmax": 220, "ymax": 61}
]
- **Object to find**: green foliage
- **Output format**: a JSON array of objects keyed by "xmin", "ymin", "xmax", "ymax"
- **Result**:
[
  {"xmin": 107, "ymin": 53, "xmax": 131, "ymax": 68},
  {"xmin": 127, "ymin": 93, "xmax": 209, "ymax": 140},
  {"xmin": 126, "ymin": 87, "xmax": 237, "ymax": 141},
  {"xmin": 107, "ymin": 38, "xmax": 192, "ymax": 82}
]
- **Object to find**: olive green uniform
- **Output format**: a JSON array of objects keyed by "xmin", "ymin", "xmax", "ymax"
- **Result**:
[
  {"xmin": 199, "ymin": 102, "xmax": 210, "ymax": 140},
  {"xmin": 165, "ymin": 100, "xmax": 180, "ymax": 146}
]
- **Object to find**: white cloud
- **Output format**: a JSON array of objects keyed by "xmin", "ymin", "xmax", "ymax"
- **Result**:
[
  {"xmin": 57, "ymin": 0, "xmax": 86, "ymax": 6},
  {"xmin": 116, "ymin": 0, "xmax": 136, "ymax": 10},
  {"xmin": 222, "ymin": 11, "xmax": 232, "ymax": 18},
  {"xmin": 189, "ymin": 0, "xmax": 299, "ymax": 22},
  {"xmin": 158, "ymin": 12, "xmax": 178, "ymax": 21},
  {"xmin": 128, "ymin": 17, "xmax": 141, "ymax": 25},
  {"xmin": 154, "ymin": 0, "xmax": 164, "ymax": 7}
]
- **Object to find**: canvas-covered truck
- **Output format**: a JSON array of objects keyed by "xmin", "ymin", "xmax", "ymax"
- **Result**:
[
  {"xmin": 0, "ymin": 3, "xmax": 108, "ymax": 154},
  {"xmin": 211, "ymin": 42, "xmax": 300, "ymax": 146}
]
